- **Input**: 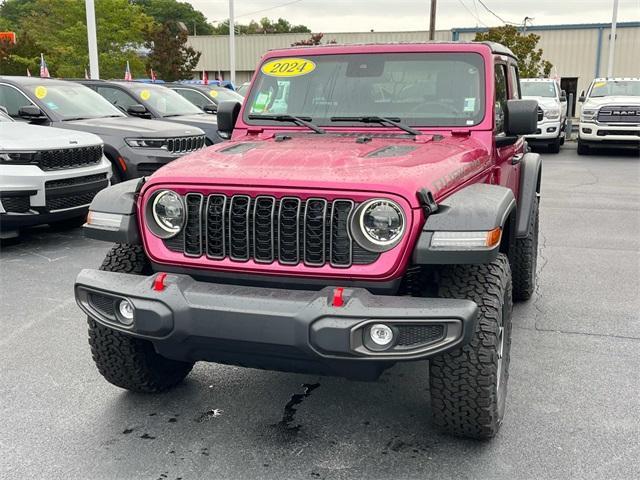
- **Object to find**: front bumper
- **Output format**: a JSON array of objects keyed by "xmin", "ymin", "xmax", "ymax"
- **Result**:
[
  {"xmin": 525, "ymin": 119, "xmax": 562, "ymax": 142},
  {"xmin": 75, "ymin": 270, "xmax": 478, "ymax": 379},
  {"xmin": 118, "ymin": 146, "xmax": 186, "ymax": 179},
  {"xmin": 0, "ymin": 158, "xmax": 112, "ymax": 229},
  {"xmin": 579, "ymin": 122, "xmax": 640, "ymax": 147}
]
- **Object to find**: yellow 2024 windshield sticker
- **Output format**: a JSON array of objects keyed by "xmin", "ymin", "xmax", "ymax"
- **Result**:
[
  {"xmin": 209, "ymin": 90, "xmax": 218, "ymax": 97},
  {"xmin": 34, "ymin": 86, "xmax": 48, "ymax": 99},
  {"xmin": 140, "ymin": 89, "xmax": 151, "ymax": 100},
  {"xmin": 261, "ymin": 58, "xmax": 316, "ymax": 77}
]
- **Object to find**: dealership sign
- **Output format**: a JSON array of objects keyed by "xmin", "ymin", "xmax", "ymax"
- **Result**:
[{"xmin": 0, "ymin": 32, "xmax": 17, "ymax": 44}]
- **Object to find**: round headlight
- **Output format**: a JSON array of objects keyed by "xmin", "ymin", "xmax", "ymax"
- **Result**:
[
  {"xmin": 352, "ymin": 199, "xmax": 405, "ymax": 252},
  {"xmin": 148, "ymin": 190, "xmax": 184, "ymax": 238}
]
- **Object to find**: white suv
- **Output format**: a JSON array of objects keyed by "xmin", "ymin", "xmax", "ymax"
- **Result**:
[
  {"xmin": 578, "ymin": 78, "xmax": 640, "ymax": 155},
  {"xmin": 520, "ymin": 78, "xmax": 567, "ymax": 153},
  {"xmin": 0, "ymin": 110, "xmax": 112, "ymax": 238}
]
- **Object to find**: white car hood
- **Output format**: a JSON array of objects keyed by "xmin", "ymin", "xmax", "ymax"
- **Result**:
[
  {"xmin": 583, "ymin": 96, "xmax": 640, "ymax": 109},
  {"xmin": 522, "ymin": 95, "xmax": 559, "ymax": 110},
  {"xmin": 0, "ymin": 122, "xmax": 103, "ymax": 151}
]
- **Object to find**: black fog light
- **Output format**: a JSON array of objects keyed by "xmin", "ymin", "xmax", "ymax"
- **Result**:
[{"xmin": 547, "ymin": 127, "xmax": 557, "ymax": 133}]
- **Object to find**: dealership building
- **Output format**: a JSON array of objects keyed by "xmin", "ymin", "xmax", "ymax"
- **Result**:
[{"xmin": 189, "ymin": 21, "xmax": 639, "ymax": 116}]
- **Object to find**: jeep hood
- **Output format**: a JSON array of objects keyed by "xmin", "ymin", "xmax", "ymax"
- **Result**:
[
  {"xmin": 147, "ymin": 133, "xmax": 491, "ymax": 207},
  {"xmin": 54, "ymin": 116, "xmax": 205, "ymax": 137}
]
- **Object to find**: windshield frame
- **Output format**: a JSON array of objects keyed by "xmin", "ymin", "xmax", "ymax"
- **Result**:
[
  {"xmin": 119, "ymin": 83, "xmax": 206, "ymax": 117},
  {"xmin": 242, "ymin": 51, "xmax": 487, "ymax": 130},
  {"xmin": 24, "ymin": 82, "xmax": 126, "ymax": 121},
  {"xmin": 587, "ymin": 80, "xmax": 640, "ymax": 98}
]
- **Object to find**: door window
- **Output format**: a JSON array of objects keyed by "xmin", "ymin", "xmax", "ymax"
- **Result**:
[
  {"xmin": 96, "ymin": 86, "xmax": 137, "ymax": 112},
  {"xmin": 508, "ymin": 65, "xmax": 520, "ymax": 99},
  {"xmin": 174, "ymin": 88, "xmax": 211, "ymax": 106},
  {"xmin": 0, "ymin": 84, "xmax": 34, "ymax": 117},
  {"xmin": 494, "ymin": 64, "xmax": 508, "ymax": 133}
]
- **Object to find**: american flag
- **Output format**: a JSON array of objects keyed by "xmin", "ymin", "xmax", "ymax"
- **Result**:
[
  {"xmin": 124, "ymin": 61, "xmax": 132, "ymax": 81},
  {"xmin": 150, "ymin": 68, "xmax": 157, "ymax": 82},
  {"xmin": 202, "ymin": 70, "xmax": 208, "ymax": 85},
  {"xmin": 39, "ymin": 53, "xmax": 50, "ymax": 78}
]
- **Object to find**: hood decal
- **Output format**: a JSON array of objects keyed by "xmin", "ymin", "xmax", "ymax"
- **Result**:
[
  {"xmin": 366, "ymin": 145, "xmax": 418, "ymax": 158},
  {"xmin": 220, "ymin": 142, "xmax": 261, "ymax": 154}
]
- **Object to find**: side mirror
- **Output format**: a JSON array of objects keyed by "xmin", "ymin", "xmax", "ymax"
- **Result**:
[
  {"xmin": 19, "ymin": 105, "xmax": 48, "ymax": 122},
  {"xmin": 578, "ymin": 90, "xmax": 585, "ymax": 102},
  {"xmin": 216, "ymin": 101, "xmax": 241, "ymax": 139},
  {"xmin": 560, "ymin": 90, "xmax": 567, "ymax": 101},
  {"xmin": 496, "ymin": 99, "xmax": 537, "ymax": 147},
  {"xmin": 127, "ymin": 104, "xmax": 150, "ymax": 118},
  {"xmin": 202, "ymin": 104, "xmax": 217, "ymax": 114}
]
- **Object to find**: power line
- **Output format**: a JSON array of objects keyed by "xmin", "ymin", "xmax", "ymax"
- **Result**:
[
  {"xmin": 475, "ymin": 0, "xmax": 518, "ymax": 25},
  {"xmin": 457, "ymin": 0, "xmax": 488, "ymax": 27},
  {"xmin": 235, "ymin": 0, "xmax": 305, "ymax": 20}
]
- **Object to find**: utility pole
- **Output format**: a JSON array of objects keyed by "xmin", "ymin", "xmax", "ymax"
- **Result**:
[
  {"xmin": 429, "ymin": 0, "xmax": 437, "ymax": 40},
  {"xmin": 607, "ymin": 0, "xmax": 619, "ymax": 77},
  {"xmin": 85, "ymin": 0, "xmax": 99, "ymax": 79},
  {"xmin": 229, "ymin": 0, "xmax": 236, "ymax": 85}
]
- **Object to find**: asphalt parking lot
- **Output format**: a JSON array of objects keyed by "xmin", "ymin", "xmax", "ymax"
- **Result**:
[{"xmin": 1, "ymin": 143, "xmax": 639, "ymax": 480}]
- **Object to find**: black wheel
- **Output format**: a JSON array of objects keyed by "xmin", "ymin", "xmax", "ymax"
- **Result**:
[
  {"xmin": 577, "ymin": 139, "xmax": 589, "ymax": 155},
  {"xmin": 87, "ymin": 244, "xmax": 194, "ymax": 393},
  {"xmin": 429, "ymin": 254, "xmax": 513, "ymax": 440},
  {"xmin": 512, "ymin": 198, "xmax": 539, "ymax": 301},
  {"xmin": 548, "ymin": 137, "xmax": 561, "ymax": 153}
]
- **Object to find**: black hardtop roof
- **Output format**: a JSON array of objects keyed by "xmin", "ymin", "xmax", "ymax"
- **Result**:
[{"xmin": 269, "ymin": 41, "xmax": 517, "ymax": 59}]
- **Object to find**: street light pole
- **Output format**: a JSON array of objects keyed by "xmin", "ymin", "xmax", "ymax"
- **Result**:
[
  {"xmin": 428, "ymin": 0, "xmax": 437, "ymax": 40},
  {"xmin": 607, "ymin": 0, "xmax": 619, "ymax": 77},
  {"xmin": 229, "ymin": 0, "xmax": 236, "ymax": 85},
  {"xmin": 85, "ymin": 0, "xmax": 99, "ymax": 79}
]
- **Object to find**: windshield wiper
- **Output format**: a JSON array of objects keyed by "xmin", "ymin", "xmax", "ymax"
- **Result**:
[
  {"xmin": 330, "ymin": 116, "xmax": 421, "ymax": 136},
  {"xmin": 63, "ymin": 117, "xmax": 91, "ymax": 121},
  {"xmin": 248, "ymin": 114, "xmax": 325, "ymax": 134}
]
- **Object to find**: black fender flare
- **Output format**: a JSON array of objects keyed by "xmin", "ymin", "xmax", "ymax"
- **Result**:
[
  {"xmin": 516, "ymin": 152, "xmax": 542, "ymax": 238},
  {"xmin": 412, "ymin": 183, "xmax": 516, "ymax": 265},
  {"xmin": 83, "ymin": 178, "xmax": 144, "ymax": 244}
]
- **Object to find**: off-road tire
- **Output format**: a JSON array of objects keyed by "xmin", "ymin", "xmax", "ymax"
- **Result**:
[
  {"xmin": 87, "ymin": 243, "xmax": 194, "ymax": 393},
  {"xmin": 577, "ymin": 139, "xmax": 589, "ymax": 155},
  {"xmin": 512, "ymin": 198, "xmax": 539, "ymax": 301},
  {"xmin": 429, "ymin": 254, "xmax": 513, "ymax": 440}
]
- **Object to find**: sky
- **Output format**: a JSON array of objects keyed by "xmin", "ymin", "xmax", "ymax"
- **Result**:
[{"xmin": 187, "ymin": 0, "xmax": 640, "ymax": 32}]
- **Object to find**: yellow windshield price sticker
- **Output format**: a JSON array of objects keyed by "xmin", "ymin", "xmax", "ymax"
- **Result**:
[
  {"xmin": 209, "ymin": 90, "xmax": 219, "ymax": 98},
  {"xmin": 34, "ymin": 86, "xmax": 48, "ymax": 99},
  {"xmin": 261, "ymin": 58, "xmax": 316, "ymax": 77},
  {"xmin": 593, "ymin": 81, "xmax": 607, "ymax": 88},
  {"xmin": 140, "ymin": 89, "xmax": 151, "ymax": 100}
]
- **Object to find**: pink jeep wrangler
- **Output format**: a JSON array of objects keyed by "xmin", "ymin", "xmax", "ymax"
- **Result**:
[{"xmin": 76, "ymin": 42, "xmax": 541, "ymax": 439}]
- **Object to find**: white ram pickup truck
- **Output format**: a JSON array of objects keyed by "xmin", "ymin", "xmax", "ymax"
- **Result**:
[
  {"xmin": 578, "ymin": 78, "xmax": 640, "ymax": 155},
  {"xmin": 0, "ymin": 110, "xmax": 112, "ymax": 238},
  {"xmin": 520, "ymin": 78, "xmax": 567, "ymax": 153}
]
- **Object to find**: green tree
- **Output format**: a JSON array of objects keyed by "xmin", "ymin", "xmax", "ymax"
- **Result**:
[
  {"xmin": 132, "ymin": 0, "xmax": 214, "ymax": 35},
  {"xmin": 0, "ymin": 0, "xmax": 153, "ymax": 78},
  {"xmin": 291, "ymin": 33, "xmax": 336, "ymax": 47},
  {"xmin": 145, "ymin": 21, "xmax": 200, "ymax": 81},
  {"xmin": 211, "ymin": 17, "xmax": 310, "ymax": 35},
  {"xmin": 474, "ymin": 25, "xmax": 553, "ymax": 77}
]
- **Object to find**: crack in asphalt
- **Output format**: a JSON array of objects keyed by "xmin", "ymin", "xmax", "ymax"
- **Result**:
[
  {"xmin": 514, "ymin": 325, "xmax": 640, "ymax": 341},
  {"xmin": 274, "ymin": 382, "xmax": 321, "ymax": 434},
  {"xmin": 532, "ymin": 230, "xmax": 549, "ymax": 330}
]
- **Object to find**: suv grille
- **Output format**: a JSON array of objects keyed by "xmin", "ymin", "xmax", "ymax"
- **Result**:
[
  {"xmin": 163, "ymin": 194, "xmax": 379, "ymax": 267},
  {"xmin": 45, "ymin": 173, "xmax": 108, "ymax": 211},
  {"xmin": 39, "ymin": 145, "xmax": 103, "ymax": 170},
  {"xmin": 597, "ymin": 106, "xmax": 640, "ymax": 124},
  {"xmin": 167, "ymin": 136, "xmax": 206, "ymax": 154},
  {"xmin": 1, "ymin": 195, "xmax": 31, "ymax": 213}
]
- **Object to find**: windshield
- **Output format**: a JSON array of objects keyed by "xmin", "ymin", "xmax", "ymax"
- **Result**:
[
  {"xmin": 245, "ymin": 53, "xmax": 485, "ymax": 127},
  {"xmin": 209, "ymin": 87, "xmax": 243, "ymax": 103},
  {"xmin": 521, "ymin": 81, "xmax": 557, "ymax": 98},
  {"xmin": 126, "ymin": 84, "xmax": 204, "ymax": 116},
  {"xmin": 26, "ymin": 83, "xmax": 124, "ymax": 120},
  {"xmin": 589, "ymin": 80, "xmax": 640, "ymax": 97}
]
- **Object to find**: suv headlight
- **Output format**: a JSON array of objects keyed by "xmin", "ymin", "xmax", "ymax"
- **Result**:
[
  {"xmin": 145, "ymin": 190, "xmax": 184, "ymax": 238},
  {"xmin": 581, "ymin": 109, "xmax": 597, "ymax": 122},
  {"xmin": 351, "ymin": 199, "xmax": 406, "ymax": 252},
  {"xmin": 125, "ymin": 138, "xmax": 167, "ymax": 149},
  {"xmin": 0, "ymin": 151, "xmax": 38, "ymax": 164},
  {"xmin": 544, "ymin": 108, "xmax": 560, "ymax": 119}
]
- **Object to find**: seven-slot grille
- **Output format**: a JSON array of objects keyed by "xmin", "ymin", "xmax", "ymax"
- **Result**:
[
  {"xmin": 167, "ymin": 136, "xmax": 206, "ymax": 154},
  {"xmin": 163, "ymin": 193, "xmax": 379, "ymax": 267},
  {"xmin": 597, "ymin": 106, "xmax": 640, "ymax": 124},
  {"xmin": 39, "ymin": 145, "xmax": 103, "ymax": 170}
]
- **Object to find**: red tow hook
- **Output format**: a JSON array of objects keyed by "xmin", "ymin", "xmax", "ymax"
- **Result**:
[
  {"xmin": 332, "ymin": 287, "xmax": 345, "ymax": 307},
  {"xmin": 152, "ymin": 272, "xmax": 168, "ymax": 291}
]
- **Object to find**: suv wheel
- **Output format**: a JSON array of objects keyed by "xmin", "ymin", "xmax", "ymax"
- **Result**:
[
  {"xmin": 87, "ymin": 244, "xmax": 194, "ymax": 393},
  {"xmin": 577, "ymin": 139, "xmax": 589, "ymax": 155},
  {"xmin": 512, "ymin": 198, "xmax": 539, "ymax": 301},
  {"xmin": 429, "ymin": 254, "xmax": 513, "ymax": 440},
  {"xmin": 548, "ymin": 136, "xmax": 561, "ymax": 154}
]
